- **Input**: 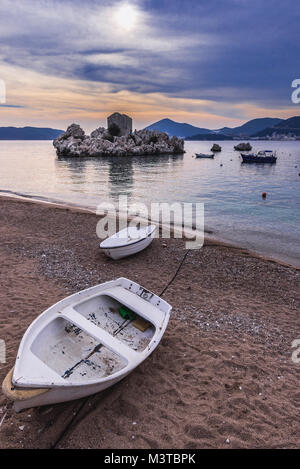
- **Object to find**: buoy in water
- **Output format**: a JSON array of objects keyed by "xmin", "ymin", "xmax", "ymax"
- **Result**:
[{"xmin": 262, "ymin": 192, "xmax": 267, "ymax": 199}]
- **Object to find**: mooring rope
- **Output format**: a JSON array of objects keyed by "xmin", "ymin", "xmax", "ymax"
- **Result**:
[{"xmin": 159, "ymin": 249, "xmax": 190, "ymax": 297}]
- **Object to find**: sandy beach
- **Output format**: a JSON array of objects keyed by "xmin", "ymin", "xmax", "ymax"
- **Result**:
[{"xmin": 0, "ymin": 196, "xmax": 299, "ymax": 449}]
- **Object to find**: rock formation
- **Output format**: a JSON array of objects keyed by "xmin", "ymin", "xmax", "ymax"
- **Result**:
[
  {"xmin": 234, "ymin": 142, "xmax": 252, "ymax": 151},
  {"xmin": 53, "ymin": 123, "xmax": 185, "ymax": 157},
  {"xmin": 211, "ymin": 143, "xmax": 222, "ymax": 152}
]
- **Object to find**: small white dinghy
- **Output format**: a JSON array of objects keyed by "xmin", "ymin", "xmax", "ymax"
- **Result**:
[
  {"xmin": 2, "ymin": 278, "xmax": 171, "ymax": 412},
  {"xmin": 99, "ymin": 225, "xmax": 156, "ymax": 260}
]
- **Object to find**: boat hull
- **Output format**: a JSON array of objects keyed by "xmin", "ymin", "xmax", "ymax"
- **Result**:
[
  {"xmin": 100, "ymin": 225, "xmax": 156, "ymax": 260},
  {"xmin": 4, "ymin": 368, "xmax": 129, "ymax": 412},
  {"xmin": 195, "ymin": 153, "xmax": 214, "ymax": 159},
  {"xmin": 101, "ymin": 233, "xmax": 154, "ymax": 260},
  {"xmin": 241, "ymin": 154, "xmax": 277, "ymax": 164}
]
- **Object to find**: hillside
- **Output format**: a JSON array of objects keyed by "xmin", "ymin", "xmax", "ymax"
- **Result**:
[
  {"xmin": 252, "ymin": 116, "xmax": 300, "ymax": 138},
  {"xmin": 216, "ymin": 118, "xmax": 283, "ymax": 137},
  {"xmin": 144, "ymin": 118, "xmax": 212, "ymax": 138},
  {"xmin": 145, "ymin": 117, "xmax": 286, "ymax": 139},
  {"xmin": 274, "ymin": 116, "xmax": 300, "ymax": 130},
  {"xmin": 185, "ymin": 133, "xmax": 233, "ymax": 141},
  {"xmin": 0, "ymin": 127, "xmax": 64, "ymax": 140}
]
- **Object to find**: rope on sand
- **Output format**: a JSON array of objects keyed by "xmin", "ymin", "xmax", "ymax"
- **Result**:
[{"xmin": 159, "ymin": 249, "xmax": 190, "ymax": 297}]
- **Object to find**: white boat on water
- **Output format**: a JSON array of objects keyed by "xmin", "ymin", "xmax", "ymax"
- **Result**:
[
  {"xmin": 99, "ymin": 225, "xmax": 156, "ymax": 260},
  {"xmin": 2, "ymin": 278, "xmax": 171, "ymax": 412}
]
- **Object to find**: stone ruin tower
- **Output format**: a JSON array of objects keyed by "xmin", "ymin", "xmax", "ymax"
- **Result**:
[{"xmin": 107, "ymin": 112, "xmax": 132, "ymax": 137}]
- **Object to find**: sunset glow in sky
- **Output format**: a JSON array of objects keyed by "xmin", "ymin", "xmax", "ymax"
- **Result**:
[{"xmin": 0, "ymin": 0, "xmax": 299, "ymax": 132}]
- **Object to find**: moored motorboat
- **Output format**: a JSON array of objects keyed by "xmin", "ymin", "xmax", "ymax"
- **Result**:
[
  {"xmin": 241, "ymin": 150, "xmax": 277, "ymax": 164},
  {"xmin": 100, "ymin": 225, "xmax": 156, "ymax": 260},
  {"xmin": 195, "ymin": 153, "xmax": 214, "ymax": 159},
  {"xmin": 2, "ymin": 278, "xmax": 171, "ymax": 412}
]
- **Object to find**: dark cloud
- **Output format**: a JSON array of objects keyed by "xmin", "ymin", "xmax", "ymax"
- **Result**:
[{"xmin": 0, "ymin": 0, "xmax": 299, "ymax": 110}]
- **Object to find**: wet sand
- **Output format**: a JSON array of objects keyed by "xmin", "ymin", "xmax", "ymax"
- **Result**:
[{"xmin": 0, "ymin": 197, "xmax": 299, "ymax": 449}]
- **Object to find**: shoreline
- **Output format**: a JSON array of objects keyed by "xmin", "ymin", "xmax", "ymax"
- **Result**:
[
  {"xmin": 0, "ymin": 191, "xmax": 298, "ymax": 271},
  {"xmin": 0, "ymin": 196, "xmax": 299, "ymax": 448}
]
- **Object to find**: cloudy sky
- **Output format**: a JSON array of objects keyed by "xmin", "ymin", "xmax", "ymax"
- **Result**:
[{"xmin": 0, "ymin": 0, "xmax": 299, "ymax": 131}]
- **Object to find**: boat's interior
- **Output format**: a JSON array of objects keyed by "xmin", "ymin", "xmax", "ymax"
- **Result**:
[{"xmin": 31, "ymin": 294, "xmax": 156, "ymax": 383}]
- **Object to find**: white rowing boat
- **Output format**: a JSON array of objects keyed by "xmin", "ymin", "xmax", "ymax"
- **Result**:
[
  {"xmin": 2, "ymin": 278, "xmax": 171, "ymax": 412},
  {"xmin": 99, "ymin": 225, "xmax": 156, "ymax": 260}
]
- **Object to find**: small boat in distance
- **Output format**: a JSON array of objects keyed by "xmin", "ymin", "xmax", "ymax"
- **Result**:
[
  {"xmin": 2, "ymin": 278, "xmax": 172, "ymax": 412},
  {"xmin": 241, "ymin": 150, "xmax": 277, "ymax": 164},
  {"xmin": 195, "ymin": 153, "xmax": 214, "ymax": 159},
  {"xmin": 100, "ymin": 225, "xmax": 156, "ymax": 260}
]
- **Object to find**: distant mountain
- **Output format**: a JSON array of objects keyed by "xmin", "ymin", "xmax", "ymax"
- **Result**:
[
  {"xmin": 145, "ymin": 117, "xmax": 286, "ymax": 139},
  {"xmin": 144, "ymin": 118, "xmax": 213, "ymax": 138},
  {"xmin": 252, "ymin": 116, "xmax": 300, "ymax": 138},
  {"xmin": 185, "ymin": 133, "xmax": 233, "ymax": 141},
  {"xmin": 216, "ymin": 118, "xmax": 283, "ymax": 137},
  {"xmin": 0, "ymin": 126, "xmax": 64, "ymax": 140}
]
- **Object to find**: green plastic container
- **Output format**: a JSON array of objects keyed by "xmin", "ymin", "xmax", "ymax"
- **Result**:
[{"xmin": 119, "ymin": 306, "xmax": 137, "ymax": 321}]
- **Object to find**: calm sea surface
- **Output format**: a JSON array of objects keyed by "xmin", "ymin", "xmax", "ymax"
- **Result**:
[{"xmin": 0, "ymin": 140, "xmax": 299, "ymax": 267}]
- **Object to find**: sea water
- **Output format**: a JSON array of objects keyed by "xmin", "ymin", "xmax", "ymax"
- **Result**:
[{"xmin": 0, "ymin": 140, "xmax": 299, "ymax": 267}]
